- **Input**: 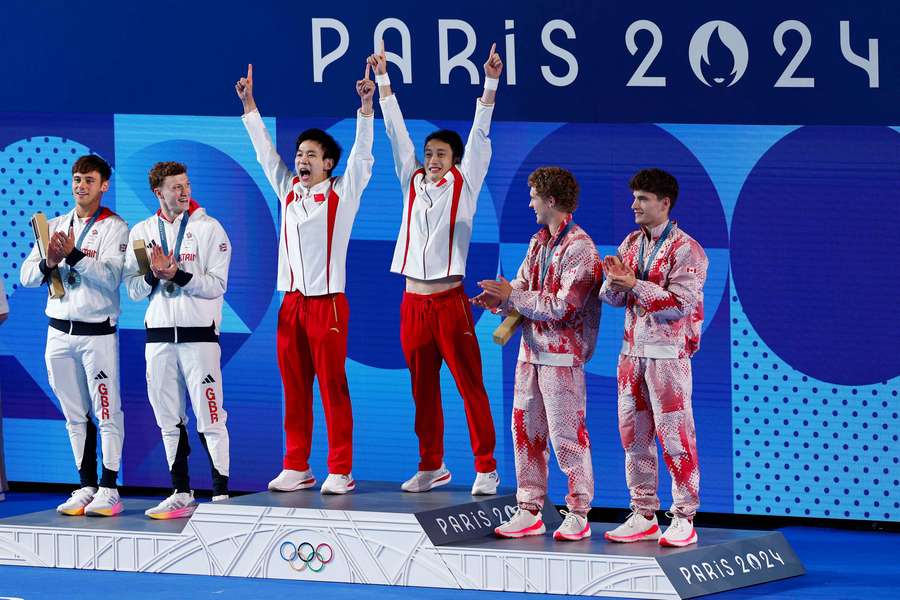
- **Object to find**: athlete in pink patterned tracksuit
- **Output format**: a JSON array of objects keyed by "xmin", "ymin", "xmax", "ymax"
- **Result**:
[
  {"xmin": 601, "ymin": 168, "xmax": 707, "ymax": 548},
  {"xmin": 474, "ymin": 168, "xmax": 601, "ymax": 541}
]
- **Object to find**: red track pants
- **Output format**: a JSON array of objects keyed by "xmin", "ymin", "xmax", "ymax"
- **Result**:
[
  {"xmin": 277, "ymin": 291, "xmax": 352, "ymax": 474},
  {"xmin": 400, "ymin": 286, "xmax": 497, "ymax": 473}
]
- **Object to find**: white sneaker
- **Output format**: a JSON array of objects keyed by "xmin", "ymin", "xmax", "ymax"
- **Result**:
[
  {"xmin": 211, "ymin": 495, "xmax": 230, "ymax": 502},
  {"xmin": 604, "ymin": 511, "xmax": 661, "ymax": 543},
  {"xmin": 554, "ymin": 510, "xmax": 591, "ymax": 541},
  {"xmin": 401, "ymin": 463, "xmax": 451, "ymax": 493},
  {"xmin": 56, "ymin": 486, "xmax": 97, "ymax": 516},
  {"xmin": 144, "ymin": 491, "xmax": 198, "ymax": 520},
  {"xmin": 321, "ymin": 473, "xmax": 356, "ymax": 495},
  {"xmin": 84, "ymin": 487, "xmax": 123, "ymax": 517},
  {"xmin": 494, "ymin": 507, "xmax": 546, "ymax": 539},
  {"xmin": 471, "ymin": 470, "xmax": 500, "ymax": 496},
  {"xmin": 659, "ymin": 514, "xmax": 698, "ymax": 547},
  {"xmin": 268, "ymin": 469, "xmax": 316, "ymax": 492}
]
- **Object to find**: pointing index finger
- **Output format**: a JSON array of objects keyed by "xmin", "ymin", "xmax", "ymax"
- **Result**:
[
  {"xmin": 247, "ymin": 63, "xmax": 253, "ymax": 82},
  {"xmin": 365, "ymin": 63, "xmax": 370, "ymax": 80},
  {"xmin": 489, "ymin": 42, "xmax": 496, "ymax": 57}
]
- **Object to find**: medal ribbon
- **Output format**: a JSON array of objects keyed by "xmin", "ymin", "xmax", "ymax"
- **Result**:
[
  {"xmin": 539, "ymin": 220, "xmax": 574, "ymax": 286},
  {"xmin": 157, "ymin": 211, "xmax": 191, "ymax": 260},
  {"xmin": 636, "ymin": 221, "xmax": 673, "ymax": 281},
  {"xmin": 69, "ymin": 207, "xmax": 103, "ymax": 250}
]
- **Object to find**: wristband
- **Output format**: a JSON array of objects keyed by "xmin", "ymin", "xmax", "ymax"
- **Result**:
[
  {"xmin": 375, "ymin": 73, "xmax": 390, "ymax": 86},
  {"xmin": 484, "ymin": 77, "xmax": 499, "ymax": 91}
]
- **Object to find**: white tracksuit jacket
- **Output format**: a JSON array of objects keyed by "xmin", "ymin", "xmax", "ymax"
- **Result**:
[
  {"xmin": 242, "ymin": 109, "xmax": 374, "ymax": 295},
  {"xmin": 20, "ymin": 207, "xmax": 128, "ymax": 323},
  {"xmin": 380, "ymin": 94, "xmax": 494, "ymax": 280},
  {"xmin": 124, "ymin": 202, "xmax": 231, "ymax": 332}
]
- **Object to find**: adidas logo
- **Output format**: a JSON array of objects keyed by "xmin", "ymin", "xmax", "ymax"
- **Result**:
[
  {"xmin": 93, "ymin": 371, "xmax": 109, "ymax": 381},
  {"xmin": 201, "ymin": 374, "xmax": 216, "ymax": 385}
]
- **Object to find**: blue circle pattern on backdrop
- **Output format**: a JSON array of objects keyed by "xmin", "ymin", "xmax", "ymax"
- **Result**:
[
  {"xmin": 731, "ymin": 126, "xmax": 900, "ymax": 386},
  {"xmin": 0, "ymin": 136, "xmax": 91, "ymax": 293}
]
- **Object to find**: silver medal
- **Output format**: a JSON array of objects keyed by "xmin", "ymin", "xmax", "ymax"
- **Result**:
[
  {"xmin": 65, "ymin": 269, "xmax": 82, "ymax": 289},
  {"xmin": 162, "ymin": 281, "xmax": 181, "ymax": 298}
]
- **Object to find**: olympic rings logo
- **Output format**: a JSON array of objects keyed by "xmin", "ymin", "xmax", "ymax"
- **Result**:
[{"xmin": 279, "ymin": 540, "xmax": 334, "ymax": 572}]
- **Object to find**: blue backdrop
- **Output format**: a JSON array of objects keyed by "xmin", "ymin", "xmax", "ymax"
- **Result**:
[{"xmin": 0, "ymin": 1, "xmax": 897, "ymax": 523}]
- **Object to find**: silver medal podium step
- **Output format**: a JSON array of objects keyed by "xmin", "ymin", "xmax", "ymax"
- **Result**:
[{"xmin": 0, "ymin": 482, "xmax": 803, "ymax": 598}]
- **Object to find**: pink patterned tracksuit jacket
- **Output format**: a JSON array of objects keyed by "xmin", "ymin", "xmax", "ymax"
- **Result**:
[
  {"xmin": 599, "ymin": 220, "xmax": 708, "ymax": 518},
  {"xmin": 502, "ymin": 214, "xmax": 602, "ymax": 516}
]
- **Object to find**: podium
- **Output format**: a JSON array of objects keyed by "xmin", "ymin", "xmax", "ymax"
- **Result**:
[{"xmin": 0, "ymin": 482, "xmax": 803, "ymax": 598}]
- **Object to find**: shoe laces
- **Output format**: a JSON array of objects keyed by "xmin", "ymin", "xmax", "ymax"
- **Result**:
[
  {"xmin": 560, "ymin": 509, "xmax": 583, "ymax": 529},
  {"xmin": 163, "ymin": 491, "xmax": 191, "ymax": 508},
  {"xmin": 666, "ymin": 512, "xmax": 691, "ymax": 530},
  {"xmin": 71, "ymin": 487, "xmax": 96, "ymax": 499},
  {"xmin": 509, "ymin": 506, "xmax": 537, "ymax": 524},
  {"xmin": 625, "ymin": 510, "xmax": 650, "ymax": 526}
]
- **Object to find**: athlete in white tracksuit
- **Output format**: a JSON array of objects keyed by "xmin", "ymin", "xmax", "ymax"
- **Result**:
[
  {"xmin": 20, "ymin": 156, "xmax": 128, "ymax": 516},
  {"xmin": 125, "ymin": 171, "xmax": 232, "ymax": 506}
]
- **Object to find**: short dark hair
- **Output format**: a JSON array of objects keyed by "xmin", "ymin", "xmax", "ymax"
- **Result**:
[
  {"xmin": 72, "ymin": 155, "xmax": 112, "ymax": 182},
  {"xmin": 148, "ymin": 161, "xmax": 188, "ymax": 191},
  {"xmin": 295, "ymin": 129, "xmax": 342, "ymax": 176},
  {"xmin": 528, "ymin": 167, "xmax": 580, "ymax": 213},
  {"xmin": 424, "ymin": 130, "xmax": 464, "ymax": 165},
  {"xmin": 629, "ymin": 168, "xmax": 679, "ymax": 212}
]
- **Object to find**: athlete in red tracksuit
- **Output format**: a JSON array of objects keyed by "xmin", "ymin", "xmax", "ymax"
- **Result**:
[
  {"xmin": 237, "ymin": 64, "xmax": 375, "ymax": 495},
  {"xmin": 475, "ymin": 168, "xmax": 601, "ymax": 541},
  {"xmin": 601, "ymin": 168, "xmax": 707, "ymax": 548},
  {"xmin": 369, "ymin": 42, "xmax": 503, "ymax": 495}
]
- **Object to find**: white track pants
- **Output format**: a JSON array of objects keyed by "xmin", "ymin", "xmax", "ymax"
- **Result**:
[
  {"xmin": 145, "ymin": 342, "xmax": 229, "ymax": 476},
  {"xmin": 46, "ymin": 328, "xmax": 124, "ymax": 474}
]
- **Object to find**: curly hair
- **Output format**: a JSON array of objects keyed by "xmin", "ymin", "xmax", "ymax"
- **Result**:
[
  {"xmin": 629, "ymin": 168, "xmax": 679, "ymax": 212},
  {"xmin": 527, "ymin": 167, "xmax": 580, "ymax": 213},
  {"xmin": 148, "ymin": 161, "xmax": 188, "ymax": 191}
]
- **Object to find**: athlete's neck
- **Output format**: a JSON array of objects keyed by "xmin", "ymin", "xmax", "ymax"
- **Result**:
[
  {"xmin": 75, "ymin": 201, "xmax": 100, "ymax": 219},
  {"xmin": 643, "ymin": 218, "xmax": 670, "ymax": 238},
  {"xmin": 547, "ymin": 215, "xmax": 567, "ymax": 237}
]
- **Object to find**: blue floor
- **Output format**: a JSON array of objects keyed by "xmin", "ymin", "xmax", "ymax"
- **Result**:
[{"xmin": 0, "ymin": 492, "xmax": 897, "ymax": 599}]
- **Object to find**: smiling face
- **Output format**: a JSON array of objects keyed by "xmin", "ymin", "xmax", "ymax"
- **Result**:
[
  {"xmin": 71, "ymin": 170, "xmax": 109, "ymax": 214},
  {"xmin": 529, "ymin": 186, "xmax": 555, "ymax": 226},
  {"xmin": 631, "ymin": 189, "xmax": 670, "ymax": 228},
  {"xmin": 294, "ymin": 140, "xmax": 333, "ymax": 188},
  {"xmin": 424, "ymin": 139, "xmax": 454, "ymax": 182},
  {"xmin": 155, "ymin": 173, "xmax": 191, "ymax": 219}
]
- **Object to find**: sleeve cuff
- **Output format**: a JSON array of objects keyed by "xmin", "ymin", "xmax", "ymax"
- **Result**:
[
  {"xmin": 66, "ymin": 248, "xmax": 86, "ymax": 267},
  {"xmin": 171, "ymin": 269, "xmax": 193, "ymax": 287},
  {"xmin": 144, "ymin": 271, "xmax": 160, "ymax": 290},
  {"xmin": 38, "ymin": 259, "xmax": 52, "ymax": 276}
]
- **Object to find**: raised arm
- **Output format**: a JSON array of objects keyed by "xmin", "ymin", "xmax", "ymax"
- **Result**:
[
  {"xmin": 460, "ymin": 43, "xmax": 502, "ymax": 195},
  {"xmin": 339, "ymin": 63, "xmax": 375, "ymax": 203},
  {"xmin": 237, "ymin": 64, "xmax": 294, "ymax": 200},
  {"xmin": 370, "ymin": 41, "xmax": 420, "ymax": 186}
]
